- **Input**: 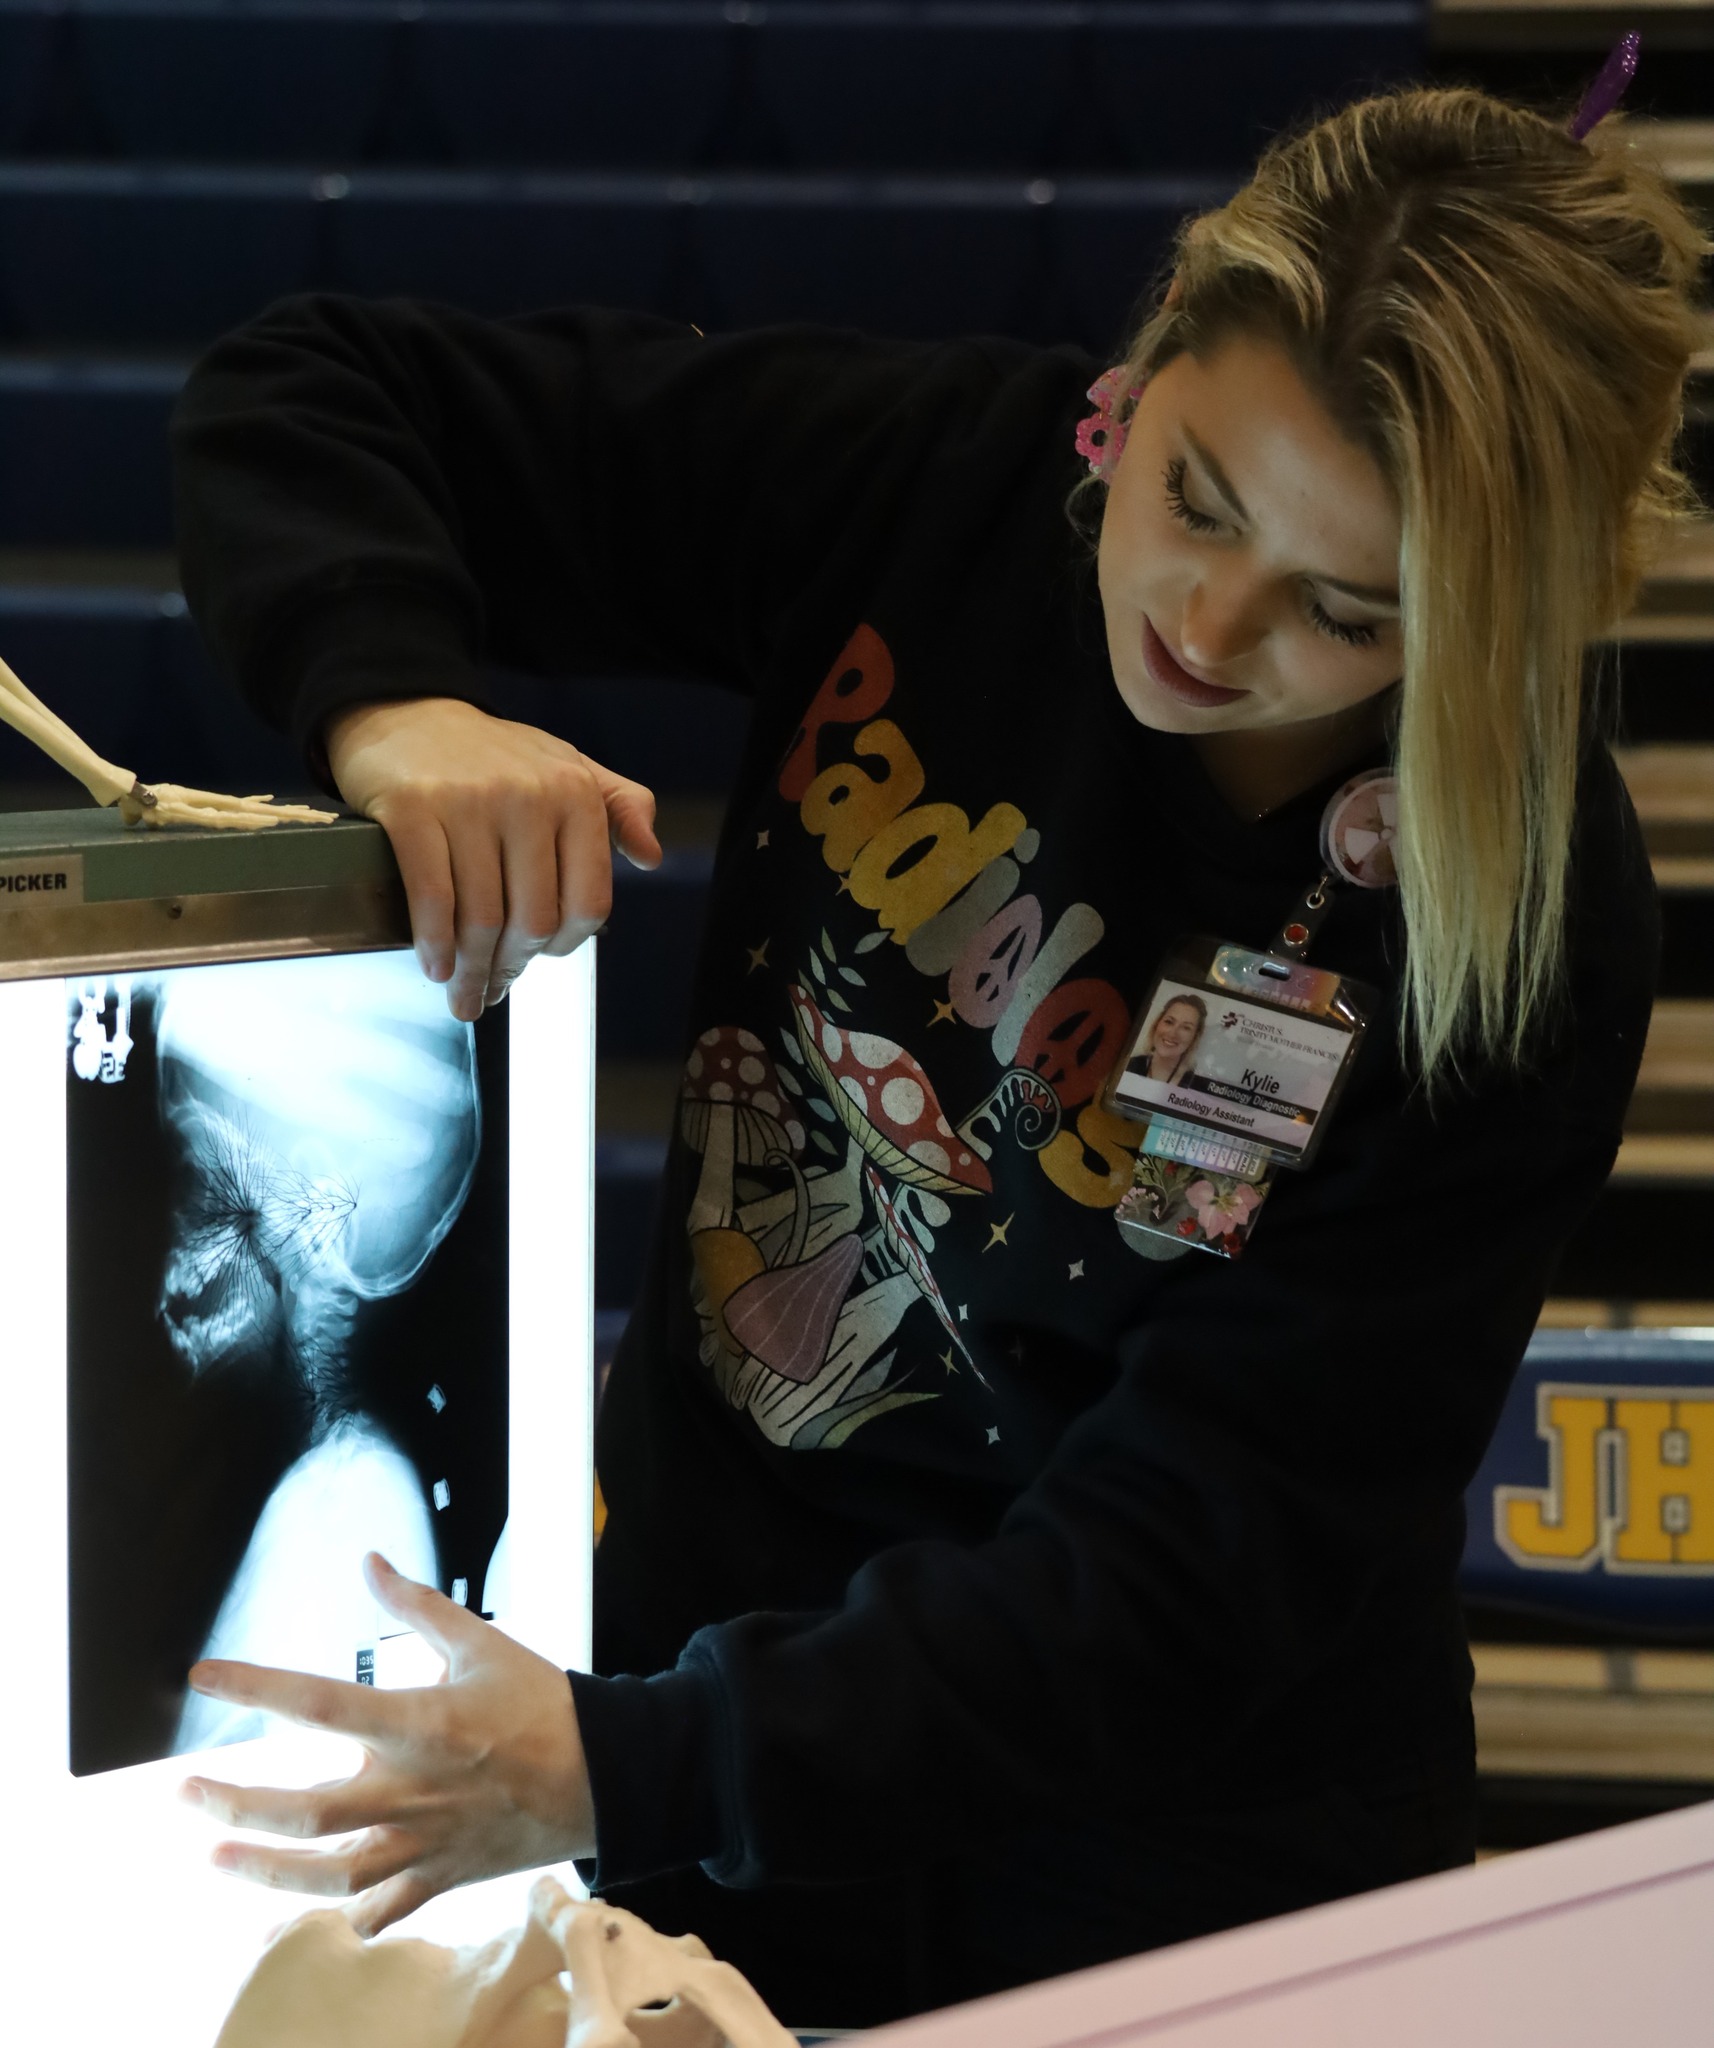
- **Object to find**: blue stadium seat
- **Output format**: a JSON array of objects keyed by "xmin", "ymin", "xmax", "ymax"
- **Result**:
[
  {"xmin": 0, "ymin": 166, "xmax": 319, "ymax": 346},
  {"xmin": 76, "ymin": 4, "xmax": 394, "ymax": 164},
  {"xmin": 0, "ymin": 358, "xmax": 179, "ymax": 546},
  {"xmin": 0, "ymin": 4, "xmax": 56, "ymax": 154},
  {"xmin": 696, "ymin": 175, "xmax": 1039, "ymax": 334},
  {"xmin": 416, "ymin": 5, "xmax": 728, "ymax": 168},
  {"xmin": 326, "ymin": 170, "xmax": 684, "ymax": 321},
  {"xmin": 747, "ymin": 12, "xmax": 1079, "ymax": 174},
  {"xmin": 0, "ymin": 161, "xmax": 1227, "ymax": 347},
  {"xmin": 1089, "ymin": 7, "xmax": 1426, "ymax": 172},
  {"xmin": 0, "ymin": 4, "xmax": 1425, "ymax": 172},
  {"xmin": 1464, "ymin": 1330, "xmax": 1714, "ymax": 1637}
]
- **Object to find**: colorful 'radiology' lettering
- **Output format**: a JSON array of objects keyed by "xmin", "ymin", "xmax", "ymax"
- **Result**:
[
  {"xmin": 680, "ymin": 624, "xmax": 1141, "ymax": 1450},
  {"xmin": 1496, "ymin": 1383, "xmax": 1714, "ymax": 1573},
  {"xmin": 787, "ymin": 623, "xmax": 1131, "ymax": 1163}
]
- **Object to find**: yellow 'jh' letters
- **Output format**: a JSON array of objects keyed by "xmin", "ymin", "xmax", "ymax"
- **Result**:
[{"xmin": 1496, "ymin": 1382, "xmax": 1714, "ymax": 1574}]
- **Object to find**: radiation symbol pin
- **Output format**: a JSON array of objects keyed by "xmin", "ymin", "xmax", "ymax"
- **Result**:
[{"xmin": 1319, "ymin": 768, "xmax": 1399, "ymax": 889}]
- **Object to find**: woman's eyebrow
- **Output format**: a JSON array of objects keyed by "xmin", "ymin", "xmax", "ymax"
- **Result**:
[
  {"xmin": 1318, "ymin": 573, "xmax": 1401, "ymax": 607},
  {"xmin": 1184, "ymin": 425, "xmax": 1250, "ymax": 522},
  {"xmin": 1182, "ymin": 425, "xmax": 1401, "ymax": 609}
]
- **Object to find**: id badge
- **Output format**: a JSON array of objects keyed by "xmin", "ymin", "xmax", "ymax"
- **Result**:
[{"xmin": 1105, "ymin": 936, "xmax": 1376, "ymax": 1260}]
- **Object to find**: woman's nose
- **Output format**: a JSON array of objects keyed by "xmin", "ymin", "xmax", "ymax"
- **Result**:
[{"xmin": 1180, "ymin": 575, "xmax": 1264, "ymax": 670}]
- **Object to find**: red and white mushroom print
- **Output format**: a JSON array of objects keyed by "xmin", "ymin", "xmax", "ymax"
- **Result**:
[
  {"xmin": 682, "ymin": 1024, "xmax": 805, "ymax": 1232},
  {"xmin": 789, "ymin": 986, "xmax": 991, "ymax": 1196}
]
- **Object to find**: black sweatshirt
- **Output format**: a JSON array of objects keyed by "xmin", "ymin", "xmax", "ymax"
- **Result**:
[{"xmin": 171, "ymin": 297, "xmax": 1657, "ymax": 1905}]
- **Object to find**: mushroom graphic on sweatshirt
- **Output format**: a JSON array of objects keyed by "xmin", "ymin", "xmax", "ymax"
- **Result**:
[{"xmin": 683, "ymin": 985, "xmax": 993, "ymax": 1447}]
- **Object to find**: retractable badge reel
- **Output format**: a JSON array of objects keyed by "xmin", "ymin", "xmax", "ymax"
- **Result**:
[{"xmin": 1106, "ymin": 769, "xmax": 1397, "ymax": 1261}]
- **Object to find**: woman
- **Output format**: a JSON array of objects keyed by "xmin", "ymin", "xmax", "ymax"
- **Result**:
[
  {"xmin": 1128, "ymin": 991, "xmax": 1208, "ymax": 1085},
  {"xmin": 171, "ymin": 84, "xmax": 1704, "ymax": 2024}
]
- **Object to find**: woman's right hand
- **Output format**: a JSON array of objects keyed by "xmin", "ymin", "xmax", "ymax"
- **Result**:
[{"xmin": 325, "ymin": 697, "xmax": 662, "ymax": 1021}]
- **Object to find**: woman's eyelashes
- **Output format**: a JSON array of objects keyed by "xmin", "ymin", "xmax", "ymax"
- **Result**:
[
  {"xmin": 1304, "ymin": 598, "xmax": 1380, "ymax": 649},
  {"xmin": 1162, "ymin": 455, "xmax": 1222, "ymax": 537},
  {"xmin": 1161, "ymin": 455, "xmax": 1382, "ymax": 651}
]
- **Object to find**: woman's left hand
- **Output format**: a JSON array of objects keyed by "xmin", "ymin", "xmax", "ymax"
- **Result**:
[{"xmin": 179, "ymin": 1553, "xmax": 595, "ymax": 1937}]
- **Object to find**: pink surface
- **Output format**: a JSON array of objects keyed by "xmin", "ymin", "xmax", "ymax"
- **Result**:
[{"xmin": 867, "ymin": 1801, "xmax": 1714, "ymax": 2047}]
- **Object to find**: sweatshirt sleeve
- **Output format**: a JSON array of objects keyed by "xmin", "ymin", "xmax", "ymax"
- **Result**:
[
  {"xmin": 570, "ymin": 805, "xmax": 1658, "ymax": 1888},
  {"xmin": 170, "ymin": 296, "xmax": 1026, "ymax": 764}
]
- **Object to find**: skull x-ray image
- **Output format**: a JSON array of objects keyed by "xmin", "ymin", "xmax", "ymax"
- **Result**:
[{"xmin": 66, "ymin": 951, "xmax": 510, "ymax": 1776}]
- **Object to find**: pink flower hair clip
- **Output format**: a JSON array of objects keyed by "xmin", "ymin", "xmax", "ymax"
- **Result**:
[{"xmin": 1074, "ymin": 365, "xmax": 1147, "ymax": 482}]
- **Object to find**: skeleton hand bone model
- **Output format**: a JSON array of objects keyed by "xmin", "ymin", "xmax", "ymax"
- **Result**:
[
  {"xmin": 0, "ymin": 650, "xmax": 335, "ymax": 830},
  {"xmin": 216, "ymin": 1877, "xmax": 800, "ymax": 2048}
]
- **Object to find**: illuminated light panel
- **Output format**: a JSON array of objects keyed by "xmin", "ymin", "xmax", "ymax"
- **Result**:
[{"xmin": 0, "ymin": 946, "xmax": 595, "ymax": 2046}]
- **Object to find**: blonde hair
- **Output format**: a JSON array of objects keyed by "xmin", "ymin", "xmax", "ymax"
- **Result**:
[{"xmin": 1100, "ymin": 86, "xmax": 1707, "ymax": 1088}]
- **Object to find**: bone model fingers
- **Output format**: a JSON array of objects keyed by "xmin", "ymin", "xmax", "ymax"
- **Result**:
[
  {"xmin": 116, "ymin": 782, "xmax": 338, "ymax": 830},
  {"xmin": 0, "ymin": 651, "xmax": 337, "ymax": 830}
]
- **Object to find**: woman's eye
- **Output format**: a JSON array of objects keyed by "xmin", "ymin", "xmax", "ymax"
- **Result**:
[
  {"xmin": 1163, "ymin": 456, "xmax": 1222, "ymax": 536},
  {"xmin": 1165, "ymin": 453, "xmax": 1383, "ymax": 651},
  {"xmin": 1306, "ymin": 598, "xmax": 1380, "ymax": 649}
]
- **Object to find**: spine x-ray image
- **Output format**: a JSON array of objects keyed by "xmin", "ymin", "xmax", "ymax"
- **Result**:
[{"xmin": 66, "ymin": 951, "xmax": 509, "ymax": 1776}]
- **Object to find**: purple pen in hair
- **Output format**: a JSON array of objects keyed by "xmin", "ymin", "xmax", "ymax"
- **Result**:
[{"xmin": 1568, "ymin": 30, "xmax": 1641, "ymax": 142}]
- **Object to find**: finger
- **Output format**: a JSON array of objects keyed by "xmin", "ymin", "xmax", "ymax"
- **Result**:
[
  {"xmin": 376, "ymin": 804, "xmax": 456, "ymax": 985},
  {"xmin": 600, "ymin": 769, "xmax": 662, "ymax": 872},
  {"xmin": 344, "ymin": 1867, "xmax": 438, "ymax": 1939},
  {"xmin": 543, "ymin": 791, "xmax": 614, "ymax": 959},
  {"xmin": 364, "ymin": 1551, "xmax": 486, "ymax": 1665},
  {"xmin": 211, "ymin": 1825, "xmax": 420, "ymax": 1901},
  {"xmin": 186, "ymin": 1658, "xmax": 408, "ymax": 1743},
  {"xmin": 442, "ymin": 817, "xmax": 505, "ymax": 1023},
  {"xmin": 180, "ymin": 1768, "xmax": 397, "ymax": 1843},
  {"xmin": 582, "ymin": 755, "xmax": 660, "ymax": 870},
  {"xmin": 486, "ymin": 806, "xmax": 561, "ymax": 1000}
]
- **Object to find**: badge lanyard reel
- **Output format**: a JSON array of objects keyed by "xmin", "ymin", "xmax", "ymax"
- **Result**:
[{"xmin": 1104, "ymin": 769, "xmax": 1398, "ymax": 1261}]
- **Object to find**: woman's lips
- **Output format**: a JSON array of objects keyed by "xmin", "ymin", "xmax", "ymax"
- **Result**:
[{"xmin": 1141, "ymin": 615, "xmax": 1248, "ymax": 708}]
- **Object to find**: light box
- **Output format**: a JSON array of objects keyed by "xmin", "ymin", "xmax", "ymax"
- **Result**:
[{"xmin": 0, "ymin": 808, "xmax": 594, "ymax": 2044}]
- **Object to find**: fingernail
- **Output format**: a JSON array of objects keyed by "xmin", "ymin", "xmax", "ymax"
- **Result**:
[{"xmin": 179, "ymin": 1779, "xmax": 205, "ymax": 1806}]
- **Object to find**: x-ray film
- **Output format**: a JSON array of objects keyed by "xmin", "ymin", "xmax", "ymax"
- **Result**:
[{"xmin": 64, "ymin": 953, "xmax": 510, "ymax": 1775}]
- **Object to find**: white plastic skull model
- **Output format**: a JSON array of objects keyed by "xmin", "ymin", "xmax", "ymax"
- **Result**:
[{"xmin": 215, "ymin": 1876, "xmax": 800, "ymax": 2048}]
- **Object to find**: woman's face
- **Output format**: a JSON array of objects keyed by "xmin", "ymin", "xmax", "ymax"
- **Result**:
[
  {"xmin": 1098, "ymin": 334, "xmax": 1404, "ymax": 737},
  {"xmin": 1151, "ymin": 1001, "xmax": 1198, "ymax": 1060}
]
